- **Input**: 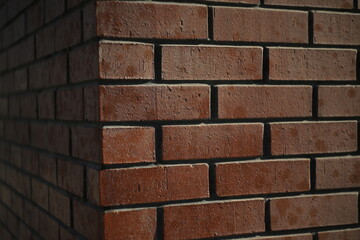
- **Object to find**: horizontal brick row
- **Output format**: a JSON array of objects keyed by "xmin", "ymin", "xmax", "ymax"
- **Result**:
[{"xmin": 265, "ymin": 0, "xmax": 353, "ymax": 9}]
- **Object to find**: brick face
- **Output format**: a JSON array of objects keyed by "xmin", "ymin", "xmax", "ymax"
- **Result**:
[
  {"xmin": 265, "ymin": 0, "xmax": 353, "ymax": 8},
  {"xmin": 270, "ymin": 193, "xmax": 358, "ymax": 230},
  {"xmin": 269, "ymin": 48, "xmax": 357, "ymax": 81},
  {"xmin": 216, "ymin": 159, "xmax": 310, "ymax": 196},
  {"xmin": 163, "ymin": 199, "xmax": 265, "ymax": 239},
  {"xmin": 162, "ymin": 123, "xmax": 263, "ymax": 160},
  {"xmin": 213, "ymin": 7, "xmax": 308, "ymax": 43},
  {"xmin": 99, "ymin": 164, "xmax": 209, "ymax": 206},
  {"xmin": 162, "ymin": 45, "xmax": 263, "ymax": 80},
  {"xmin": 318, "ymin": 229, "xmax": 360, "ymax": 240}
]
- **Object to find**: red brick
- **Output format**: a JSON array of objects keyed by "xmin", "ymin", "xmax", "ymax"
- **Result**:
[
  {"xmin": 234, "ymin": 234, "xmax": 313, "ymax": 240},
  {"xmin": 57, "ymin": 159, "xmax": 83, "ymax": 196},
  {"xmin": 96, "ymin": 1, "xmax": 207, "ymax": 39},
  {"xmin": 21, "ymin": 93, "xmax": 37, "ymax": 118},
  {"xmin": 316, "ymin": 156, "xmax": 360, "ymax": 189},
  {"xmin": 314, "ymin": 12, "xmax": 360, "ymax": 45},
  {"xmin": 98, "ymin": 85, "xmax": 210, "ymax": 121},
  {"xmin": 162, "ymin": 45, "xmax": 262, "ymax": 80},
  {"xmin": 31, "ymin": 179, "xmax": 49, "ymax": 210},
  {"xmin": 36, "ymin": 25, "xmax": 55, "ymax": 58},
  {"xmin": 265, "ymin": 0, "xmax": 353, "ymax": 8},
  {"xmin": 45, "ymin": 0, "xmax": 65, "ymax": 23},
  {"xmin": 69, "ymin": 42, "xmax": 98, "ymax": 82},
  {"xmin": 218, "ymin": 85, "xmax": 312, "ymax": 119},
  {"xmin": 271, "ymin": 193, "xmax": 358, "ymax": 230},
  {"xmin": 207, "ymin": 0, "xmax": 258, "ymax": 3},
  {"xmin": 216, "ymin": 159, "xmax": 310, "ymax": 197},
  {"xmin": 163, "ymin": 199, "xmax": 265, "ymax": 239},
  {"xmin": 270, "ymin": 121, "xmax": 357, "ymax": 155},
  {"xmin": 49, "ymin": 188, "xmax": 70, "ymax": 225},
  {"xmin": 318, "ymin": 229, "xmax": 360, "ymax": 240},
  {"xmin": 38, "ymin": 153, "xmax": 57, "ymax": 185},
  {"xmin": 83, "ymin": 2, "xmax": 96, "ymax": 41},
  {"xmin": 38, "ymin": 211, "xmax": 59, "ymax": 240},
  {"xmin": 0, "ymin": 98, "xmax": 7, "ymax": 116},
  {"xmin": 213, "ymin": 7, "xmax": 307, "ymax": 43},
  {"xmin": 84, "ymin": 85, "xmax": 99, "ymax": 121},
  {"xmin": 56, "ymin": 87, "xmax": 83, "ymax": 120},
  {"xmin": 318, "ymin": 86, "xmax": 360, "ymax": 117},
  {"xmin": 162, "ymin": 123, "xmax": 263, "ymax": 161},
  {"xmin": 99, "ymin": 164, "xmax": 209, "ymax": 206},
  {"xmin": 22, "ymin": 148, "xmax": 38, "ymax": 175},
  {"xmin": 104, "ymin": 209, "xmax": 157, "ymax": 240},
  {"xmin": 8, "ymin": 36, "xmax": 34, "ymax": 68},
  {"xmin": 38, "ymin": 90, "xmax": 55, "ymax": 119},
  {"xmin": 71, "ymin": 126, "xmax": 101, "ymax": 162},
  {"xmin": 269, "ymin": 48, "xmax": 357, "ymax": 81},
  {"xmin": 30, "ymin": 54, "xmax": 67, "ymax": 89},
  {"xmin": 54, "ymin": 11, "xmax": 81, "ymax": 51},
  {"xmin": 87, "ymin": 168, "xmax": 99, "ymax": 205},
  {"xmin": 73, "ymin": 200, "xmax": 102, "ymax": 240},
  {"xmin": 26, "ymin": 0, "xmax": 44, "ymax": 33}
]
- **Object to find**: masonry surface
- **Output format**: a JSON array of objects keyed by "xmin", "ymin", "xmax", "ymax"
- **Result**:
[{"xmin": 0, "ymin": 0, "xmax": 359, "ymax": 240}]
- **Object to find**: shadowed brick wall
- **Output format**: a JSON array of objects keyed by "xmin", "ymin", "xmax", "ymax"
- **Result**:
[{"xmin": 0, "ymin": 0, "xmax": 359, "ymax": 239}]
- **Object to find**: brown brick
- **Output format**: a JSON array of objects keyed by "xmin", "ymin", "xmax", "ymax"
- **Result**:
[
  {"xmin": 269, "ymin": 48, "xmax": 357, "ymax": 81},
  {"xmin": 318, "ymin": 86, "xmax": 360, "ymax": 117},
  {"xmin": 57, "ymin": 160, "xmax": 83, "ymax": 196},
  {"xmin": 26, "ymin": 0, "xmax": 44, "ymax": 33},
  {"xmin": 84, "ymin": 85, "xmax": 99, "ymax": 121},
  {"xmin": 270, "ymin": 121, "xmax": 357, "ymax": 155},
  {"xmin": 73, "ymin": 200, "xmax": 102, "ymax": 240},
  {"xmin": 162, "ymin": 45, "xmax": 262, "ymax": 80},
  {"xmin": 163, "ymin": 199, "xmax": 265, "ymax": 239},
  {"xmin": 316, "ymin": 156, "xmax": 360, "ymax": 189},
  {"xmin": 265, "ymin": 0, "xmax": 353, "ymax": 8},
  {"xmin": 213, "ymin": 7, "xmax": 307, "ymax": 43},
  {"xmin": 69, "ymin": 42, "xmax": 98, "ymax": 83},
  {"xmin": 5, "ymin": 121, "xmax": 30, "ymax": 144},
  {"xmin": 38, "ymin": 211, "xmax": 59, "ymax": 240},
  {"xmin": 218, "ymin": 85, "xmax": 312, "ymax": 119},
  {"xmin": 244, "ymin": 234, "xmax": 313, "ymax": 240},
  {"xmin": 208, "ymin": 0, "xmax": 258, "ymax": 2},
  {"xmin": 8, "ymin": 95, "xmax": 21, "ymax": 117},
  {"xmin": 31, "ymin": 179, "xmax": 48, "ymax": 210},
  {"xmin": 318, "ymin": 229, "xmax": 360, "ymax": 240},
  {"xmin": 10, "ymin": 145, "xmax": 22, "ymax": 167},
  {"xmin": 104, "ymin": 209, "xmax": 157, "ymax": 240},
  {"xmin": 87, "ymin": 168, "xmax": 99, "ymax": 205},
  {"xmin": 46, "ymin": 124, "xmax": 70, "ymax": 155},
  {"xmin": 45, "ymin": 0, "xmax": 65, "ymax": 23},
  {"xmin": 36, "ymin": 25, "xmax": 55, "ymax": 58},
  {"xmin": 60, "ymin": 227, "xmax": 77, "ymax": 240},
  {"xmin": 271, "ymin": 193, "xmax": 358, "ymax": 230},
  {"xmin": 56, "ymin": 87, "xmax": 83, "ymax": 121},
  {"xmin": 99, "ymin": 164, "xmax": 209, "ymax": 206},
  {"xmin": 24, "ymin": 201, "xmax": 40, "ymax": 232},
  {"xmin": 38, "ymin": 153, "xmax": 57, "ymax": 185},
  {"xmin": 21, "ymin": 93, "xmax": 37, "ymax": 118},
  {"xmin": 0, "ymin": 98, "xmax": 7, "ymax": 116},
  {"xmin": 98, "ymin": 85, "xmax": 210, "ymax": 121},
  {"xmin": 38, "ymin": 90, "xmax": 55, "ymax": 119},
  {"xmin": 49, "ymin": 188, "xmax": 70, "ymax": 225},
  {"xmin": 8, "ymin": 36, "xmax": 34, "ymax": 68},
  {"xmin": 314, "ymin": 11, "xmax": 360, "ymax": 45},
  {"xmin": 216, "ymin": 159, "xmax": 310, "ymax": 197},
  {"xmin": 96, "ymin": 1, "xmax": 207, "ymax": 39},
  {"xmin": 162, "ymin": 123, "xmax": 263, "ymax": 161},
  {"xmin": 22, "ymin": 148, "xmax": 38, "ymax": 175},
  {"xmin": 67, "ymin": 0, "xmax": 83, "ymax": 9},
  {"xmin": 54, "ymin": 11, "xmax": 81, "ymax": 51}
]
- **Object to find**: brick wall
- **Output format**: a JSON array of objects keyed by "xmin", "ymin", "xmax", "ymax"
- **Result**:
[{"xmin": 0, "ymin": 0, "xmax": 359, "ymax": 239}]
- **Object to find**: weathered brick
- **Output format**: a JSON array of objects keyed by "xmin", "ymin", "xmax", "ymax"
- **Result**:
[
  {"xmin": 163, "ymin": 199, "xmax": 265, "ymax": 239},
  {"xmin": 314, "ymin": 11, "xmax": 360, "ymax": 45},
  {"xmin": 162, "ymin": 123, "xmax": 263, "ymax": 160},
  {"xmin": 216, "ymin": 159, "xmax": 310, "ymax": 197},
  {"xmin": 96, "ymin": 1, "xmax": 208, "ymax": 39},
  {"xmin": 99, "ymin": 164, "xmax": 209, "ymax": 206},
  {"xmin": 271, "ymin": 193, "xmax": 358, "ymax": 230},
  {"xmin": 57, "ymin": 159, "xmax": 83, "ymax": 196},
  {"xmin": 238, "ymin": 234, "xmax": 312, "ymax": 240},
  {"xmin": 56, "ymin": 87, "xmax": 83, "ymax": 120},
  {"xmin": 270, "ymin": 121, "xmax": 357, "ymax": 155},
  {"xmin": 104, "ymin": 209, "xmax": 157, "ymax": 240},
  {"xmin": 49, "ymin": 188, "xmax": 70, "ymax": 225},
  {"xmin": 213, "ymin": 7, "xmax": 307, "ymax": 43},
  {"xmin": 162, "ymin": 45, "xmax": 262, "ymax": 80},
  {"xmin": 318, "ymin": 86, "xmax": 360, "ymax": 117},
  {"xmin": 269, "ymin": 48, "xmax": 357, "ymax": 81},
  {"xmin": 98, "ymin": 85, "xmax": 210, "ymax": 121},
  {"xmin": 316, "ymin": 156, "xmax": 360, "ymax": 189},
  {"xmin": 318, "ymin": 229, "xmax": 360, "ymax": 240},
  {"xmin": 265, "ymin": 0, "xmax": 353, "ymax": 8},
  {"xmin": 218, "ymin": 85, "xmax": 312, "ymax": 119}
]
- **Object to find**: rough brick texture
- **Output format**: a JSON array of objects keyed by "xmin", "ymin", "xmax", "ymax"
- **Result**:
[{"xmin": 1, "ymin": 0, "xmax": 359, "ymax": 239}]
